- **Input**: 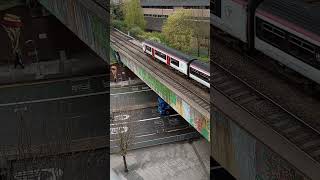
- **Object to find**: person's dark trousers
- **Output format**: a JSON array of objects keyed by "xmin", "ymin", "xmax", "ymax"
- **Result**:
[{"xmin": 14, "ymin": 51, "xmax": 24, "ymax": 69}]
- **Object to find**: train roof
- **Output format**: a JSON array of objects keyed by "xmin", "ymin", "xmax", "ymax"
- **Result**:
[
  {"xmin": 143, "ymin": 40, "xmax": 196, "ymax": 62},
  {"xmin": 190, "ymin": 60, "xmax": 209, "ymax": 73},
  {"xmin": 141, "ymin": 0, "xmax": 209, "ymax": 7},
  {"xmin": 257, "ymin": 0, "xmax": 320, "ymax": 37}
]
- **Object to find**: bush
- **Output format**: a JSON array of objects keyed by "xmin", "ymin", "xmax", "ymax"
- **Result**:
[
  {"xmin": 128, "ymin": 26, "xmax": 144, "ymax": 38},
  {"xmin": 112, "ymin": 20, "xmax": 127, "ymax": 32}
]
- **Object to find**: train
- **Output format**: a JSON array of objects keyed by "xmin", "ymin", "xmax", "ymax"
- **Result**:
[
  {"xmin": 141, "ymin": 40, "xmax": 210, "ymax": 88},
  {"xmin": 211, "ymin": 0, "xmax": 320, "ymax": 85}
]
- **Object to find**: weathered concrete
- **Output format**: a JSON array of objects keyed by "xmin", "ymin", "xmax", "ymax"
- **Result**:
[
  {"xmin": 111, "ymin": 44, "xmax": 210, "ymax": 141},
  {"xmin": 211, "ymin": 104, "xmax": 314, "ymax": 180},
  {"xmin": 110, "ymin": 138, "xmax": 210, "ymax": 180},
  {"xmin": 38, "ymin": 0, "xmax": 109, "ymax": 62}
]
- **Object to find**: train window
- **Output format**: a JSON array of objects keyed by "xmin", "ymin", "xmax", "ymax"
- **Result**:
[
  {"xmin": 146, "ymin": 46, "xmax": 151, "ymax": 52},
  {"xmin": 190, "ymin": 67, "xmax": 210, "ymax": 82},
  {"xmin": 257, "ymin": 18, "xmax": 286, "ymax": 48},
  {"xmin": 316, "ymin": 52, "xmax": 320, "ymax": 62},
  {"xmin": 211, "ymin": 0, "xmax": 221, "ymax": 17},
  {"xmin": 262, "ymin": 23, "xmax": 285, "ymax": 39},
  {"xmin": 155, "ymin": 50, "xmax": 166, "ymax": 60},
  {"xmin": 289, "ymin": 35, "xmax": 316, "ymax": 63},
  {"xmin": 171, "ymin": 58, "xmax": 179, "ymax": 67}
]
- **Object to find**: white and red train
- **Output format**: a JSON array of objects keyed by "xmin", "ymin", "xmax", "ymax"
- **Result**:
[
  {"xmin": 211, "ymin": 0, "xmax": 320, "ymax": 85},
  {"xmin": 142, "ymin": 40, "xmax": 210, "ymax": 88}
]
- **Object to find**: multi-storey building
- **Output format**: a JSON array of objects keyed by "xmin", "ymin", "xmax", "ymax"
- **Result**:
[{"xmin": 141, "ymin": 0, "xmax": 210, "ymax": 31}]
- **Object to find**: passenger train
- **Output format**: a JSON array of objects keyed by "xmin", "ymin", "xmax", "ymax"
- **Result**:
[
  {"xmin": 211, "ymin": 0, "xmax": 320, "ymax": 85},
  {"xmin": 142, "ymin": 40, "xmax": 210, "ymax": 88}
]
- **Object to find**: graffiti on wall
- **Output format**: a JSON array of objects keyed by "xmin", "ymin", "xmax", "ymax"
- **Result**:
[{"xmin": 112, "ymin": 49, "xmax": 210, "ymax": 140}]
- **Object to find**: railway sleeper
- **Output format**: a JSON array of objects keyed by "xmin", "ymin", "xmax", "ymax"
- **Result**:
[
  {"xmin": 229, "ymin": 90, "xmax": 251, "ymax": 99},
  {"xmin": 300, "ymin": 139, "xmax": 320, "ymax": 150},
  {"xmin": 237, "ymin": 96, "xmax": 259, "ymax": 105}
]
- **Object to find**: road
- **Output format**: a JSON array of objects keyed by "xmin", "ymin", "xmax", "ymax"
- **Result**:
[
  {"xmin": 0, "ymin": 73, "xmax": 108, "ymax": 148},
  {"xmin": 5, "ymin": 149, "xmax": 108, "ymax": 180},
  {"xmin": 110, "ymin": 82, "xmax": 200, "ymax": 153}
]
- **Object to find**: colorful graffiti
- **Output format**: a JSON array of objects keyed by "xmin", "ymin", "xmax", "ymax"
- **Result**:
[{"xmin": 115, "ymin": 52, "xmax": 210, "ymax": 140}]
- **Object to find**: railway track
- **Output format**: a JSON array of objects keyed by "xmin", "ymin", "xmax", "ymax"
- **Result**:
[
  {"xmin": 212, "ymin": 57, "xmax": 320, "ymax": 163},
  {"xmin": 111, "ymin": 30, "xmax": 210, "ymax": 114},
  {"xmin": 212, "ymin": 26, "xmax": 320, "ymax": 96}
]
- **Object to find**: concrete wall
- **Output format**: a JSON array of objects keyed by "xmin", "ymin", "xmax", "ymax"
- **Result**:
[
  {"xmin": 211, "ymin": 107, "xmax": 311, "ymax": 180},
  {"xmin": 39, "ymin": 0, "xmax": 109, "ymax": 62}
]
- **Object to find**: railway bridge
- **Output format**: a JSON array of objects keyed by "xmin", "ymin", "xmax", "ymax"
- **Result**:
[
  {"xmin": 36, "ymin": 1, "xmax": 320, "ymax": 179},
  {"xmin": 38, "ymin": 0, "xmax": 211, "ymax": 141}
]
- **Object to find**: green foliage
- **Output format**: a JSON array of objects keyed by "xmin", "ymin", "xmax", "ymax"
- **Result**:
[
  {"xmin": 111, "ymin": 2, "xmax": 124, "ymax": 20},
  {"xmin": 129, "ymin": 26, "xmax": 144, "ymax": 37},
  {"xmin": 139, "ymin": 32, "xmax": 166, "ymax": 43},
  {"xmin": 162, "ymin": 10, "xmax": 193, "ymax": 53},
  {"xmin": 112, "ymin": 19, "xmax": 127, "ymax": 32},
  {"xmin": 123, "ymin": 0, "xmax": 146, "ymax": 30}
]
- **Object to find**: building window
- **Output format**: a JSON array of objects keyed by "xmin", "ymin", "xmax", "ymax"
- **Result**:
[
  {"xmin": 171, "ymin": 58, "xmax": 179, "ymax": 67},
  {"xmin": 142, "ymin": 6, "xmax": 173, "ymax": 9}
]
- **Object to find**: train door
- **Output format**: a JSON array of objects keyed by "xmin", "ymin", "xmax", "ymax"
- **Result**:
[
  {"xmin": 152, "ymin": 49, "xmax": 155, "ymax": 59},
  {"xmin": 166, "ymin": 56, "xmax": 170, "ymax": 65}
]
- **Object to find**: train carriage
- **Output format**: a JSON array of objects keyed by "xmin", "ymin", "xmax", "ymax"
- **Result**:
[
  {"xmin": 211, "ymin": 0, "xmax": 248, "ymax": 43},
  {"xmin": 254, "ymin": 0, "xmax": 320, "ymax": 84},
  {"xmin": 142, "ymin": 40, "xmax": 210, "ymax": 88},
  {"xmin": 142, "ymin": 40, "xmax": 195, "ymax": 75},
  {"xmin": 189, "ymin": 60, "xmax": 210, "ymax": 88}
]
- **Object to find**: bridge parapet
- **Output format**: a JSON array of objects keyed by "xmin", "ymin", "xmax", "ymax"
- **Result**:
[{"xmin": 110, "ymin": 41, "xmax": 210, "ymax": 141}]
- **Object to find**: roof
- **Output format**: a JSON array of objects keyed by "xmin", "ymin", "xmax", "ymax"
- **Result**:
[
  {"xmin": 141, "ymin": 0, "xmax": 209, "ymax": 7},
  {"xmin": 190, "ymin": 60, "xmax": 209, "ymax": 73},
  {"xmin": 144, "ymin": 40, "xmax": 196, "ymax": 62},
  {"xmin": 257, "ymin": 0, "xmax": 320, "ymax": 37},
  {"xmin": 145, "ymin": 17, "xmax": 165, "ymax": 31}
]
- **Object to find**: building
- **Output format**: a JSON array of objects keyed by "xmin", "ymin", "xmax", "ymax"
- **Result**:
[{"xmin": 141, "ymin": 0, "xmax": 210, "ymax": 31}]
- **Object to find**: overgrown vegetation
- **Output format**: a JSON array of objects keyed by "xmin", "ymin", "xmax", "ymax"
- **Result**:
[{"xmin": 111, "ymin": 0, "xmax": 209, "ymax": 63}]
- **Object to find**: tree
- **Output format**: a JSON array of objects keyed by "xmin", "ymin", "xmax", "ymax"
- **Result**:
[
  {"xmin": 192, "ymin": 21, "xmax": 209, "ymax": 57},
  {"xmin": 123, "ymin": 0, "xmax": 146, "ymax": 30},
  {"xmin": 111, "ymin": 98, "xmax": 137, "ymax": 173},
  {"xmin": 162, "ymin": 9, "xmax": 193, "ymax": 53}
]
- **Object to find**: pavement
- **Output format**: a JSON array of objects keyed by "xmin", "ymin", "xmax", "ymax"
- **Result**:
[{"xmin": 110, "ymin": 138, "xmax": 210, "ymax": 180}]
